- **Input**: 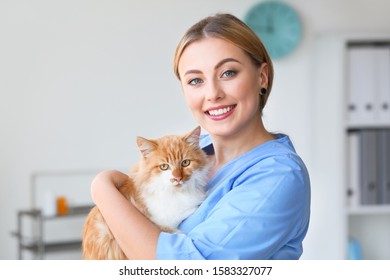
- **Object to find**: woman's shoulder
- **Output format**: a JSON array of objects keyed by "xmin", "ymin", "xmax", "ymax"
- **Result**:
[
  {"xmin": 262, "ymin": 133, "xmax": 307, "ymax": 167},
  {"xmin": 232, "ymin": 133, "xmax": 310, "ymax": 189}
]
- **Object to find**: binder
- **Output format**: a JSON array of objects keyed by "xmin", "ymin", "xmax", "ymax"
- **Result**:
[
  {"xmin": 360, "ymin": 129, "xmax": 378, "ymax": 205},
  {"xmin": 347, "ymin": 47, "xmax": 377, "ymax": 125},
  {"xmin": 376, "ymin": 47, "xmax": 390, "ymax": 122},
  {"xmin": 347, "ymin": 131, "xmax": 360, "ymax": 207},
  {"xmin": 377, "ymin": 129, "xmax": 390, "ymax": 204}
]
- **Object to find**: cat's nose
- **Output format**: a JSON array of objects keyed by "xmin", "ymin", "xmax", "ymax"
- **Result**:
[
  {"xmin": 173, "ymin": 175, "xmax": 183, "ymax": 181},
  {"xmin": 172, "ymin": 169, "xmax": 183, "ymax": 182}
]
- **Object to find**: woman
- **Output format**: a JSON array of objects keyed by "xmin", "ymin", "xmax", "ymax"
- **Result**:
[{"xmin": 91, "ymin": 13, "xmax": 310, "ymax": 260}]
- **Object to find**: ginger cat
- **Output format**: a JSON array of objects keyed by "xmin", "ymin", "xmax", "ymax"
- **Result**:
[{"xmin": 82, "ymin": 127, "xmax": 210, "ymax": 259}]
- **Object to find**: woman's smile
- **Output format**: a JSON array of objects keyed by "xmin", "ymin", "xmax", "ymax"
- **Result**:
[{"xmin": 205, "ymin": 104, "xmax": 237, "ymax": 120}]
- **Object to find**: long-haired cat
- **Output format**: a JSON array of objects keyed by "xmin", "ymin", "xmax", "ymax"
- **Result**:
[{"xmin": 82, "ymin": 127, "xmax": 210, "ymax": 259}]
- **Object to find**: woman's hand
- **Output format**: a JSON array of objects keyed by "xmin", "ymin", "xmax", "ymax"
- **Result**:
[
  {"xmin": 90, "ymin": 169, "xmax": 161, "ymax": 259},
  {"xmin": 91, "ymin": 170, "xmax": 129, "ymax": 204}
]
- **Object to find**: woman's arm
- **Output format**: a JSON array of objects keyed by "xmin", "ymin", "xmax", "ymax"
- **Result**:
[{"xmin": 91, "ymin": 170, "xmax": 161, "ymax": 259}]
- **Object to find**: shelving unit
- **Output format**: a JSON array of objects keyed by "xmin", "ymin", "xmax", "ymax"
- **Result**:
[
  {"xmin": 13, "ymin": 205, "xmax": 93, "ymax": 259},
  {"xmin": 313, "ymin": 33, "xmax": 390, "ymax": 259},
  {"xmin": 347, "ymin": 205, "xmax": 390, "ymax": 216},
  {"xmin": 345, "ymin": 41, "xmax": 390, "ymax": 260}
]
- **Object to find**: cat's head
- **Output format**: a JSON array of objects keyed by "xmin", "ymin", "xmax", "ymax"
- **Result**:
[{"xmin": 135, "ymin": 126, "xmax": 209, "ymax": 188}]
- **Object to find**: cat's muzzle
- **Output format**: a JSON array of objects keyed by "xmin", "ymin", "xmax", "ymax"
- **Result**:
[{"xmin": 170, "ymin": 179, "xmax": 184, "ymax": 186}]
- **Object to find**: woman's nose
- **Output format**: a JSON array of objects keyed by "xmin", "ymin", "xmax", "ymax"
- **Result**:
[{"xmin": 206, "ymin": 81, "xmax": 224, "ymax": 102}]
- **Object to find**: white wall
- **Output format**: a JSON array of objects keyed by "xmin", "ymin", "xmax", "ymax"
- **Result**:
[{"xmin": 1, "ymin": 0, "xmax": 390, "ymax": 259}]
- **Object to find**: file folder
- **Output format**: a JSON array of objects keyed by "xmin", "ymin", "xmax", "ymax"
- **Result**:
[
  {"xmin": 347, "ymin": 131, "xmax": 360, "ymax": 207},
  {"xmin": 377, "ymin": 129, "xmax": 390, "ymax": 204},
  {"xmin": 360, "ymin": 130, "xmax": 378, "ymax": 205},
  {"xmin": 347, "ymin": 47, "xmax": 377, "ymax": 124},
  {"xmin": 376, "ymin": 46, "xmax": 390, "ymax": 122}
]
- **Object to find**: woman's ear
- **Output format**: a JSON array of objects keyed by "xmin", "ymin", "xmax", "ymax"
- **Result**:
[{"xmin": 259, "ymin": 63, "xmax": 269, "ymax": 89}]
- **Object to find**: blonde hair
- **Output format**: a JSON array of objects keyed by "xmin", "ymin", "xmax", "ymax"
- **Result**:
[{"xmin": 173, "ymin": 13, "xmax": 274, "ymax": 111}]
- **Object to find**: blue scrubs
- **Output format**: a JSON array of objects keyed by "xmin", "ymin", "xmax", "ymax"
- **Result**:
[{"xmin": 156, "ymin": 134, "xmax": 311, "ymax": 259}]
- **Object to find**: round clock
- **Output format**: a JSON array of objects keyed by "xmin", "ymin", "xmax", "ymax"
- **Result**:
[{"xmin": 244, "ymin": 1, "xmax": 303, "ymax": 59}]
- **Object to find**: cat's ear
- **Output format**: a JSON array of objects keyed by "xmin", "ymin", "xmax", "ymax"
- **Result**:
[
  {"xmin": 136, "ymin": 137, "xmax": 157, "ymax": 158},
  {"xmin": 184, "ymin": 126, "xmax": 201, "ymax": 146}
]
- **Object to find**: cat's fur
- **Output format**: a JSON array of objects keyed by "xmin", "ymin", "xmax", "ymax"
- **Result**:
[{"xmin": 82, "ymin": 127, "xmax": 210, "ymax": 260}]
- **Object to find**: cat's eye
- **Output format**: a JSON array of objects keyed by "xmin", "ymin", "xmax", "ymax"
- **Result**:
[
  {"xmin": 181, "ymin": 159, "xmax": 191, "ymax": 167},
  {"xmin": 159, "ymin": 163, "xmax": 169, "ymax": 171}
]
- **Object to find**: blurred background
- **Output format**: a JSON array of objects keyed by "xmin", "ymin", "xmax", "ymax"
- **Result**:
[{"xmin": 1, "ymin": 0, "xmax": 390, "ymax": 260}]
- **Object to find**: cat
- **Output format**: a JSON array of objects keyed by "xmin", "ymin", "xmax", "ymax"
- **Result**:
[{"xmin": 82, "ymin": 126, "xmax": 210, "ymax": 259}]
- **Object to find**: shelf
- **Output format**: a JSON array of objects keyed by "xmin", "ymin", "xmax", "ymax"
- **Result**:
[
  {"xmin": 19, "ymin": 205, "xmax": 93, "ymax": 220},
  {"xmin": 347, "ymin": 123, "xmax": 390, "ymax": 130},
  {"xmin": 20, "ymin": 240, "xmax": 82, "ymax": 252},
  {"xmin": 347, "ymin": 205, "xmax": 390, "ymax": 215},
  {"xmin": 14, "ymin": 205, "xmax": 93, "ymax": 259}
]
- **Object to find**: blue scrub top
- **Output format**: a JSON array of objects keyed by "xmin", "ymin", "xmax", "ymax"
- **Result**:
[{"xmin": 156, "ymin": 133, "xmax": 311, "ymax": 259}]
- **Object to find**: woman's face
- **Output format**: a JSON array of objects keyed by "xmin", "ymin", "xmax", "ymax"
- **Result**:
[{"xmin": 178, "ymin": 37, "xmax": 268, "ymax": 139}]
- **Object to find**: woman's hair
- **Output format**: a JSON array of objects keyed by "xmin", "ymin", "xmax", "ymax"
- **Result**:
[{"xmin": 173, "ymin": 13, "xmax": 274, "ymax": 111}]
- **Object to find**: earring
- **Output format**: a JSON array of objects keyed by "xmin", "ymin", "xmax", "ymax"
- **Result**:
[{"xmin": 260, "ymin": 87, "xmax": 267, "ymax": 95}]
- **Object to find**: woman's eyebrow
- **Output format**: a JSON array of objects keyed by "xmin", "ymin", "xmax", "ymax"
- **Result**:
[
  {"xmin": 183, "ymin": 58, "xmax": 241, "ymax": 76},
  {"xmin": 184, "ymin": 69, "xmax": 202, "ymax": 76},
  {"xmin": 214, "ymin": 58, "xmax": 242, "ymax": 69}
]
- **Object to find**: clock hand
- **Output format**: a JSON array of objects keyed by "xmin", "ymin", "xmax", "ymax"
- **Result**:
[{"xmin": 266, "ymin": 15, "xmax": 274, "ymax": 33}]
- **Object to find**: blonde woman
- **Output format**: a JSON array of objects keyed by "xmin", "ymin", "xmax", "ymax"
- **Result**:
[{"xmin": 91, "ymin": 13, "xmax": 311, "ymax": 260}]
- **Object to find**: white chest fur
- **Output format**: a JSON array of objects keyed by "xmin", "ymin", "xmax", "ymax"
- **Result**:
[{"xmin": 140, "ymin": 167, "xmax": 208, "ymax": 230}]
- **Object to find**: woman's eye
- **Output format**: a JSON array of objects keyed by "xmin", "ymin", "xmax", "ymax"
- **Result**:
[
  {"xmin": 188, "ymin": 78, "xmax": 203, "ymax": 85},
  {"xmin": 181, "ymin": 159, "xmax": 191, "ymax": 167},
  {"xmin": 221, "ymin": 70, "xmax": 237, "ymax": 78},
  {"xmin": 159, "ymin": 163, "xmax": 169, "ymax": 171}
]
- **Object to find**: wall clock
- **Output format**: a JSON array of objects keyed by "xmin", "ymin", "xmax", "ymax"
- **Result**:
[{"xmin": 244, "ymin": 1, "xmax": 303, "ymax": 59}]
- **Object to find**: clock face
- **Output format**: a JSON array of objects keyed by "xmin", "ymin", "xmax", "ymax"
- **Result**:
[{"xmin": 244, "ymin": 1, "xmax": 302, "ymax": 59}]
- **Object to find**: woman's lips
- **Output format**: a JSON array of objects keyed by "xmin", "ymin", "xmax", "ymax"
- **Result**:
[{"xmin": 205, "ymin": 105, "xmax": 236, "ymax": 120}]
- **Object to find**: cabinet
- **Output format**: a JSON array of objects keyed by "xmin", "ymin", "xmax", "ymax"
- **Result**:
[
  {"xmin": 13, "ymin": 205, "xmax": 92, "ymax": 259},
  {"xmin": 313, "ymin": 33, "xmax": 390, "ymax": 259}
]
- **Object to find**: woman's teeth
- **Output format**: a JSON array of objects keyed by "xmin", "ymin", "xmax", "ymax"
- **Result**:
[{"xmin": 208, "ymin": 106, "xmax": 234, "ymax": 116}]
